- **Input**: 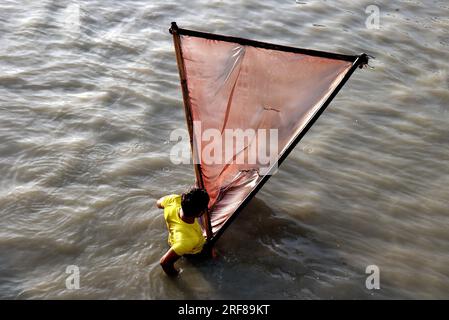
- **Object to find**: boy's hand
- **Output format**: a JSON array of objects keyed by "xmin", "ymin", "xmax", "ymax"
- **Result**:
[{"xmin": 156, "ymin": 196, "xmax": 165, "ymax": 209}]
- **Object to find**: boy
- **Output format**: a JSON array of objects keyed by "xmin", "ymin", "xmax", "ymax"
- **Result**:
[{"xmin": 157, "ymin": 188, "xmax": 209, "ymax": 276}]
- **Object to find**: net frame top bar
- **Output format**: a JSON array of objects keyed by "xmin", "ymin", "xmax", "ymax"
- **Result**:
[{"xmin": 169, "ymin": 22, "xmax": 364, "ymax": 63}]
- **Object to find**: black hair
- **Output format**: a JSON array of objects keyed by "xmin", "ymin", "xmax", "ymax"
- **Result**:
[{"xmin": 181, "ymin": 188, "xmax": 210, "ymax": 218}]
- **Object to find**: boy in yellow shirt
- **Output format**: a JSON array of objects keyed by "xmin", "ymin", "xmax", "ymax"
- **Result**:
[{"xmin": 156, "ymin": 188, "xmax": 209, "ymax": 276}]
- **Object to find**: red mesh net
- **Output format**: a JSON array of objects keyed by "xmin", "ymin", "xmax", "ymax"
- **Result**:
[{"xmin": 177, "ymin": 34, "xmax": 353, "ymax": 237}]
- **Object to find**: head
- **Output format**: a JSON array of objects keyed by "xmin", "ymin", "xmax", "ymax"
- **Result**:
[{"xmin": 181, "ymin": 188, "xmax": 210, "ymax": 218}]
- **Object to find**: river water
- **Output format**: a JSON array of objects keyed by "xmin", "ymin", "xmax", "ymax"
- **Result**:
[{"xmin": 1, "ymin": 0, "xmax": 448, "ymax": 299}]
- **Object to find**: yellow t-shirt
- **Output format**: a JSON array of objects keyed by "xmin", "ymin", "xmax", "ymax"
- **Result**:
[{"xmin": 161, "ymin": 194, "xmax": 206, "ymax": 256}]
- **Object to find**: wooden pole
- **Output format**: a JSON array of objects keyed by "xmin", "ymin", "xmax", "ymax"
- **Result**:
[
  {"xmin": 173, "ymin": 25, "xmax": 359, "ymax": 62},
  {"xmin": 170, "ymin": 22, "xmax": 213, "ymax": 241}
]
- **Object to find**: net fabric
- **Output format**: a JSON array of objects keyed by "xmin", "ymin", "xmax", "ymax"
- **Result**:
[{"xmin": 179, "ymin": 35, "xmax": 352, "ymax": 236}]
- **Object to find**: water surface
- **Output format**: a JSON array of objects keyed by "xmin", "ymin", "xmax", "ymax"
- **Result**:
[{"xmin": 0, "ymin": 0, "xmax": 448, "ymax": 299}]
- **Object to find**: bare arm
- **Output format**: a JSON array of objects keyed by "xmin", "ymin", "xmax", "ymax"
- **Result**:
[
  {"xmin": 160, "ymin": 248, "xmax": 181, "ymax": 276},
  {"xmin": 156, "ymin": 196, "xmax": 166, "ymax": 209}
]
